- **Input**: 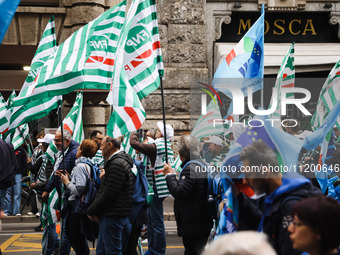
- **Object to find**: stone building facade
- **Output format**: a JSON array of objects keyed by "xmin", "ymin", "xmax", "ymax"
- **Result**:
[{"xmin": 0, "ymin": 0, "xmax": 339, "ymax": 138}]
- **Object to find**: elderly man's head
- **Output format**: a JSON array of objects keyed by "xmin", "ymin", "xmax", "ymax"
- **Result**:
[
  {"xmin": 54, "ymin": 130, "xmax": 72, "ymax": 151},
  {"xmin": 100, "ymin": 136, "xmax": 121, "ymax": 160},
  {"xmin": 177, "ymin": 135, "xmax": 199, "ymax": 162}
]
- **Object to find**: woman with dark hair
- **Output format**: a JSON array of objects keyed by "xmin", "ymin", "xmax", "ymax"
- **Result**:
[
  {"xmin": 163, "ymin": 135, "xmax": 213, "ymax": 255},
  {"xmin": 58, "ymin": 139, "xmax": 98, "ymax": 255},
  {"xmin": 288, "ymin": 196, "xmax": 340, "ymax": 255}
]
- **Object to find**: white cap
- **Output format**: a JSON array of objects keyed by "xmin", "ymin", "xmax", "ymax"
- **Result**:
[
  {"xmin": 37, "ymin": 134, "xmax": 55, "ymax": 144},
  {"xmin": 157, "ymin": 121, "xmax": 174, "ymax": 139},
  {"xmin": 204, "ymin": 136, "xmax": 223, "ymax": 146}
]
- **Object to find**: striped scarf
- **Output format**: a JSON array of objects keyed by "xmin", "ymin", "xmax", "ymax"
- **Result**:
[
  {"xmin": 152, "ymin": 138, "xmax": 174, "ymax": 198},
  {"xmin": 35, "ymin": 154, "xmax": 49, "ymax": 184}
]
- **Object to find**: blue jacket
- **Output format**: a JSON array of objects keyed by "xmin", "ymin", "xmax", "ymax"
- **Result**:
[
  {"xmin": 238, "ymin": 173, "xmax": 322, "ymax": 255},
  {"xmin": 260, "ymin": 173, "xmax": 322, "ymax": 255},
  {"xmin": 44, "ymin": 140, "xmax": 79, "ymax": 207}
]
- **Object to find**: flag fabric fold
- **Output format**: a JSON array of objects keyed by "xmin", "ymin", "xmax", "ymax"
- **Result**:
[
  {"xmin": 9, "ymin": 16, "xmax": 62, "ymax": 130},
  {"xmin": 0, "ymin": 93, "xmax": 11, "ymax": 134},
  {"xmin": 12, "ymin": 1, "xmax": 127, "ymax": 107},
  {"xmin": 107, "ymin": 0, "xmax": 163, "ymax": 138},
  {"xmin": 270, "ymin": 42, "xmax": 295, "ymax": 126},
  {"xmin": 191, "ymin": 99, "xmax": 228, "ymax": 139},
  {"xmin": 311, "ymin": 60, "xmax": 340, "ymax": 131},
  {"xmin": 213, "ymin": 5, "xmax": 264, "ymax": 112},
  {"xmin": 46, "ymin": 92, "xmax": 84, "ymax": 163}
]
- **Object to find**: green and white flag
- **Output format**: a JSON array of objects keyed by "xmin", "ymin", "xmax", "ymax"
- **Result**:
[
  {"xmin": 19, "ymin": 16, "xmax": 58, "ymax": 97},
  {"xmin": 11, "ymin": 124, "xmax": 30, "ymax": 150},
  {"xmin": 0, "ymin": 93, "xmax": 10, "ymax": 134},
  {"xmin": 270, "ymin": 42, "xmax": 295, "ymax": 127},
  {"xmin": 41, "ymin": 188, "xmax": 59, "ymax": 255},
  {"xmin": 10, "ymin": 16, "xmax": 62, "ymax": 130},
  {"xmin": 311, "ymin": 60, "xmax": 340, "ymax": 130},
  {"xmin": 2, "ymin": 91, "xmax": 30, "ymax": 149},
  {"xmin": 191, "ymin": 99, "xmax": 227, "ymax": 139},
  {"xmin": 121, "ymin": 132, "xmax": 136, "ymax": 159},
  {"xmin": 173, "ymin": 155, "xmax": 182, "ymax": 173},
  {"xmin": 107, "ymin": 0, "xmax": 164, "ymax": 137},
  {"xmin": 1, "ymin": 90, "xmax": 16, "ymax": 141},
  {"xmin": 46, "ymin": 92, "xmax": 84, "ymax": 163},
  {"xmin": 12, "ymin": 1, "xmax": 126, "ymax": 107}
]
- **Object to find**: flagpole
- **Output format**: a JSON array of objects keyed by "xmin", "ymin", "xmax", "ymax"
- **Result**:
[
  {"xmin": 58, "ymin": 104, "xmax": 66, "ymax": 174},
  {"xmin": 261, "ymin": 84, "xmax": 264, "ymax": 108},
  {"xmin": 160, "ymin": 77, "xmax": 168, "ymax": 163}
]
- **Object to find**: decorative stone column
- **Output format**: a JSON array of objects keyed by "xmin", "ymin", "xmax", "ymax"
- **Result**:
[{"xmin": 330, "ymin": 12, "xmax": 340, "ymax": 40}]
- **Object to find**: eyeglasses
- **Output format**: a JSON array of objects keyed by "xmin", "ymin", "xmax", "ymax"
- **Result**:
[
  {"xmin": 94, "ymin": 137, "xmax": 103, "ymax": 141},
  {"xmin": 290, "ymin": 221, "xmax": 306, "ymax": 228}
]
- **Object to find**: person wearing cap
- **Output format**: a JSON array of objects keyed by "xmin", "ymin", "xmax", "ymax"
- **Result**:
[
  {"xmin": 29, "ymin": 134, "xmax": 61, "ymax": 254},
  {"xmin": 129, "ymin": 121, "xmax": 175, "ymax": 255},
  {"xmin": 204, "ymin": 136, "xmax": 226, "ymax": 168},
  {"xmin": 29, "ymin": 134, "xmax": 55, "ymax": 193}
]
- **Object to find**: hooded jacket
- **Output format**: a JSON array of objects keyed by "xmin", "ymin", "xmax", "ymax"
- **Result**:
[
  {"xmin": 263, "ymin": 174, "xmax": 322, "ymax": 255},
  {"xmin": 87, "ymin": 151, "xmax": 135, "ymax": 218},
  {"xmin": 239, "ymin": 173, "xmax": 322, "ymax": 255}
]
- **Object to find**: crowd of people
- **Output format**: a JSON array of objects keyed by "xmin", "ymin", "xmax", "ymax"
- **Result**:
[{"xmin": 0, "ymin": 117, "xmax": 340, "ymax": 255}]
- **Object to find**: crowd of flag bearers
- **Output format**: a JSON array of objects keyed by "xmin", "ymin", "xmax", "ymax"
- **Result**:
[{"xmin": 1, "ymin": 0, "xmax": 340, "ymax": 255}]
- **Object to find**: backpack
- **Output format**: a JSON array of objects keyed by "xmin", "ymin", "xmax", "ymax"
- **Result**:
[
  {"xmin": 182, "ymin": 160, "xmax": 224, "ymax": 220},
  {"xmin": 83, "ymin": 160, "xmax": 102, "ymax": 189},
  {"xmin": 74, "ymin": 163, "xmax": 98, "ymax": 215}
]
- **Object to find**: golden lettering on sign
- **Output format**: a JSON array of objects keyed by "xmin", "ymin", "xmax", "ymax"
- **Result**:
[
  {"xmin": 238, "ymin": 19, "xmax": 251, "ymax": 35},
  {"xmin": 238, "ymin": 18, "xmax": 317, "ymax": 36},
  {"xmin": 264, "ymin": 20, "xmax": 269, "ymax": 34},
  {"xmin": 302, "ymin": 19, "xmax": 317, "ymax": 35},
  {"xmin": 273, "ymin": 19, "xmax": 285, "ymax": 35},
  {"xmin": 289, "ymin": 19, "xmax": 301, "ymax": 35}
]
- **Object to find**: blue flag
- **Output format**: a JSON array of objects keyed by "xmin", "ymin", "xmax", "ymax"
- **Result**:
[
  {"xmin": 0, "ymin": 0, "xmax": 21, "ymax": 44},
  {"xmin": 222, "ymin": 115, "xmax": 303, "ymax": 174},
  {"xmin": 213, "ymin": 5, "xmax": 264, "ymax": 100}
]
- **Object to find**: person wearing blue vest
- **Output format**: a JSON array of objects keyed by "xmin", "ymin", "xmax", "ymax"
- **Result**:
[
  {"xmin": 239, "ymin": 140, "xmax": 321, "ymax": 255},
  {"xmin": 164, "ymin": 135, "xmax": 213, "ymax": 255}
]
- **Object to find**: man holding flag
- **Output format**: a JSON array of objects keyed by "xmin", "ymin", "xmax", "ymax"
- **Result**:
[
  {"xmin": 42, "ymin": 130, "xmax": 79, "ymax": 255},
  {"xmin": 129, "ymin": 122, "xmax": 174, "ymax": 255}
]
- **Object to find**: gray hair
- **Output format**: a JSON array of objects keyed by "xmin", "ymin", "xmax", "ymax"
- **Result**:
[
  {"xmin": 105, "ymin": 136, "xmax": 121, "ymax": 149},
  {"xmin": 56, "ymin": 130, "xmax": 72, "ymax": 141},
  {"xmin": 147, "ymin": 129, "xmax": 157, "ymax": 140},
  {"xmin": 177, "ymin": 135, "xmax": 199, "ymax": 160},
  {"xmin": 239, "ymin": 140, "xmax": 278, "ymax": 169},
  {"xmin": 203, "ymin": 231, "xmax": 277, "ymax": 255}
]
